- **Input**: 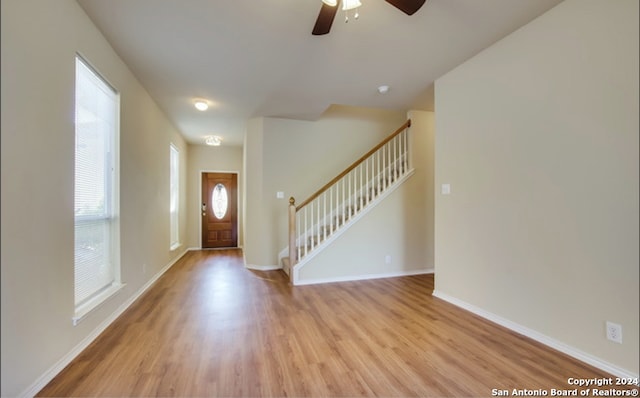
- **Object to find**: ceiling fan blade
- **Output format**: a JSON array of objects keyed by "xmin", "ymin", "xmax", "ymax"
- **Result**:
[
  {"xmin": 384, "ymin": 0, "xmax": 426, "ymax": 15},
  {"xmin": 312, "ymin": 1, "xmax": 339, "ymax": 36}
]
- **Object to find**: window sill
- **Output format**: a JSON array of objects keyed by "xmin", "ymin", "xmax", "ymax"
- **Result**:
[{"xmin": 73, "ymin": 283, "xmax": 125, "ymax": 326}]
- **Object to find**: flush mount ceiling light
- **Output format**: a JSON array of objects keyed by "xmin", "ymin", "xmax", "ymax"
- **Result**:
[
  {"xmin": 194, "ymin": 100, "xmax": 209, "ymax": 111},
  {"xmin": 377, "ymin": 85, "xmax": 390, "ymax": 94},
  {"xmin": 205, "ymin": 135, "xmax": 222, "ymax": 146}
]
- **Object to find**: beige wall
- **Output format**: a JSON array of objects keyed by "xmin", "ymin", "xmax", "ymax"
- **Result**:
[
  {"xmin": 243, "ymin": 105, "xmax": 408, "ymax": 267},
  {"xmin": 243, "ymin": 117, "xmax": 268, "ymax": 266},
  {"xmin": 409, "ymin": 110, "xmax": 435, "ymax": 273},
  {"xmin": 187, "ymin": 144, "xmax": 244, "ymax": 248},
  {"xmin": 1, "ymin": 0, "xmax": 189, "ymax": 395},
  {"xmin": 434, "ymin": 0, "xmax": 638, "ymax": 375},
  {"xmin": 298, "ymin": 110, "xmax": 435, "ymax": 283}
]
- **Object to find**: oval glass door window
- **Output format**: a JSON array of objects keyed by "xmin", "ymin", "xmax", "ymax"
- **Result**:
[{"xmin": 212, "ymin": 183, "xmax": 228, "ymax": 219}]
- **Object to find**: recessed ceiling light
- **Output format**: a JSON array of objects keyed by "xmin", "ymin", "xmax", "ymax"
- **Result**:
[
  {"xmin": 194, "ymin": 100, "xmax": 209, "ymax": 111},
  {"xmin": 377, "ymin": 85, "xmax": 390, "ymax": 94}
]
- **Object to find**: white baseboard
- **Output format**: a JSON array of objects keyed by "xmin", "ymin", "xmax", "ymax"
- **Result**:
[
  {"xmin": 242, "ymin": 247, "xmax": 281, "ymax": 271},
  {"xmin": 295, "ymin": 267, "xmax": 433, "ymax": 286},
  {"xmin": 432, "ymin": 290, "xmax": 639, "ymax": 380},
  {"xmin": 19, "ymin": 249, "xmax": 190, "ymax": 398},
  {"xmin": 245, "ymin": 263, "xmax": 282, "ymax": 271}
]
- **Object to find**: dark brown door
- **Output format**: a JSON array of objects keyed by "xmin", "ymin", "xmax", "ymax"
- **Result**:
[{"xmin": 202, "ymin": 172, "xmax": 238, "ymax": 248}]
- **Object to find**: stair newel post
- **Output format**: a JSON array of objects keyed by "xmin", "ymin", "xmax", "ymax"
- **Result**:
[{"xmin": 288, "ymin": 197, "xmax": 297, "ymax": 272}]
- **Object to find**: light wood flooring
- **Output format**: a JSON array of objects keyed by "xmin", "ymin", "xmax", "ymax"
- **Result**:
[{"xmin": 38, "ymin": 249, "xmax": 630, "ymax": 397}]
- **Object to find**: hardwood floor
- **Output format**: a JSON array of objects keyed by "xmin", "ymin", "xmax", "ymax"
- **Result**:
[{"xmin": 38, "ymin": 249, "xmax": 633, "ymax": 397}]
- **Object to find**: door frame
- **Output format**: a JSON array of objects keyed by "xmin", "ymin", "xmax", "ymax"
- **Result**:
[{"xmin": 198, "ymin": 170, "xmax": 240, "ymax": 249}]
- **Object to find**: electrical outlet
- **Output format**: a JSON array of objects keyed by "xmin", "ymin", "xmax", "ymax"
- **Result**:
[
  {"xmin": 385, "ymin": 255, "xmax": 392, "ymax": 264},
  {"xmin": 606, "ymin": 321, "xmax": 622, "ymax": 344},
  {"xmin": 142, "ymin": 263, "xmax": 147, "ymax": 274}
]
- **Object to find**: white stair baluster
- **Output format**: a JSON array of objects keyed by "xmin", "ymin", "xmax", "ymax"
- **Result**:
[
  {"xmin": 366, "ymin": 157, "xmax": 369, "ymax": 205},
  {"xmin": 407, "ymin": 128, "xmax": 410, "ymax": 170},
  {"xmin": 387, "ymin": 139, "xmax": 392, "ymax": 184},
  {"xmin": 392, "ymin": 136, "xmax": 396, "ymax": 180},
  {"xmin": 339, "ymin": 179, "xmax": 342, "ymax": 226},
  {"xmin": 304, "ymin": 206, "xmax": 308, "ymax": 257},
  {"xmin": 382, "ymin": 145, "xmax": 386, "ymax": 190},
  {"xmin": 342, "ymin": 178, "xmax": 346, "ymax": 225},
  {"xmin": 389, "ymin": 137, "xmax": 397, "ymax": 180},
  {"xmin": 353, "ymin": 166, "xmax": 357, "ymax": 213},
  {"xmin": 323, "ymin": 191, "xmax": 327, "ymax": 241},
  {"xmin": 329, "ymin": 186, "xmax": 333, "ymax": 235},
  {"xmin": 359, "ymin": 165, "xmax": 362, "ymax": 209},
  {"xmin": 376, "ymin": 150, "xmax": 380, "ymax": 194},
  {"xmin": 297, "ymin": 211, "xmax": 301, "ymax": 261},
  {"xmin": 348, "ymin": 171, "xmax": 351, "ymax": 216},
  {"xmin": 403, "ymin": 132, "xmax": 407, "ymax": 172}
]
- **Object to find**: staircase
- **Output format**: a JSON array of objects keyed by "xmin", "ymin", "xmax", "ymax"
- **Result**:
[{"xmin": 282, "ymin": 120, "xmax": 414, "ymax": 284}]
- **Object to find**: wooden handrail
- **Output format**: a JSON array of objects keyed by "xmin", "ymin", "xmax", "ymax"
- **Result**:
[{"xmin": 296, "ymin": 119, "xmax": 411, "ymax": 211}]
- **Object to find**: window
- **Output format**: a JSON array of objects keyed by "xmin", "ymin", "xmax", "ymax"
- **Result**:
[
  {"xmin": 74, "ymin": 56, "xmax": 121, "ymax": 324},
  {"xmin": 169, "ymin": 144, "xmax": 180, "ymax": 250},
  {"xmin": 212, "ymin": 183, "xmax": 228, "ymax": 219}
]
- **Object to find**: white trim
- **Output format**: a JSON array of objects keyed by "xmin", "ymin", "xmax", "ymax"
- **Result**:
[
  {"xmin": 169, "ymin": 143, "xmax": 180, "ymax": 249},
  {"xmin": 74, "ymin": 55, "xmax": 122, "ymax": 320},
  {"xmin": 20, "ymin": 249, "xmax": 190, "ymax": 398},
  {"xmin": 432, "ymin": 290, "xmax": 639, "ymax": 380},
  {"xmin": 245, "ymin": 263, "xmax": 282, "ymax": 271},
  {"xmin": 292, "ymin": 169, "xmax": 415, "ymax": 285},
  {"xmin": 243, "ymin": 247, "xmax": 281, "ymax": 271},
  {"xmin": 295, "ymin": 267, "xmax": 433, "ymax": 286},
  {"xmin": 278, "ymin": 246, "xmax": 289, "ymax": 265},
  {"xmin": 72, "ymin": 283, "xmax": 125, "ymax": 325}
]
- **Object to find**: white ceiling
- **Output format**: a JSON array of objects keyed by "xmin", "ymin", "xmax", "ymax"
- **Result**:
[{"xmin": 77, "ymin": 0, "xmax": 563, "ymax": 146}]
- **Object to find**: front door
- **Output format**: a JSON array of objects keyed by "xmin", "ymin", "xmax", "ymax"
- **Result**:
[{"xmin": 202, "ymin": 172, "xmax": 238, "ymax": 248}]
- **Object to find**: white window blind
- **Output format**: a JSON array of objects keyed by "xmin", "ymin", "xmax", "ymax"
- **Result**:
[
  {"xmin": 74, "ymin": 56, "xmax": 120, "ymax": 312},
  {"xmin": 169, "ymin": 144, "xmax": 179, "ymax": 249}
]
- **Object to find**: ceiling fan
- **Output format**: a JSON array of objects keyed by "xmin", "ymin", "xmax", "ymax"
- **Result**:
[{"xmin": 312, "ymin": 0, "xmax": 427, "ymax": 35}]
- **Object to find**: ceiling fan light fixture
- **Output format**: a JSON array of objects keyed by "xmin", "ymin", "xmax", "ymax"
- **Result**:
[
  {"xmin": 342, "ymin": 0, "xmax": 361, "ymax": 11},
  {"xmin": 314, "ymin": 0, "xmax": 424, "ymax": 36},
  {"xmin": 341, "ymin": 0, "xmax": 361, "ymax": 22}
]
